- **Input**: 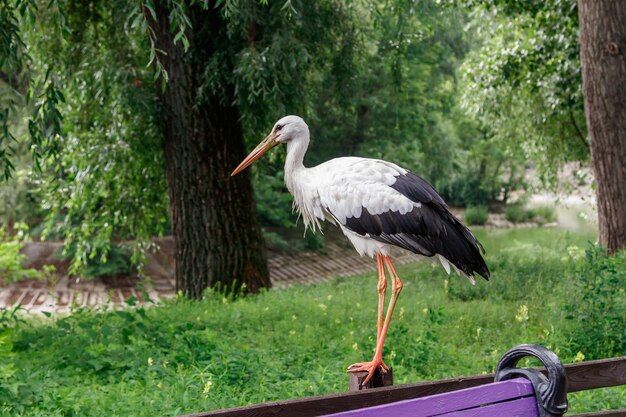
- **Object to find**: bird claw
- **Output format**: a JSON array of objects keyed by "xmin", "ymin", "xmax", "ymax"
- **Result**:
[{"xmin": 347, "ymin": 360, "xmax": 389, "ymax": 387}]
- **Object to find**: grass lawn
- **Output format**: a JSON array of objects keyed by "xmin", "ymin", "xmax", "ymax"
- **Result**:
[{"xmin": 1, "ymin": 227, "xmax": 624, "ymax": 416}]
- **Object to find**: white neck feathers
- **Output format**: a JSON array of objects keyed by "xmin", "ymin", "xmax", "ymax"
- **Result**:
[{"xmin": 283, "ymin": 132, "xmax": 322, "ymax": 232}]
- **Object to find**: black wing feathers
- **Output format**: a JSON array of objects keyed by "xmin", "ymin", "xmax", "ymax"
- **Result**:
[
  {"xmin": 343, "ymin": 171, "xmax": 490, "ymax": 280},
  {"xmin": 390, "ymin": 171, "xmax": 447, "ymax": 207}
]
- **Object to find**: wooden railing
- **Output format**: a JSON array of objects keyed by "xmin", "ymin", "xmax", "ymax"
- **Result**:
[{"xmin": 182, "ymin": 356, "xmax": 626, "ymax": 417}]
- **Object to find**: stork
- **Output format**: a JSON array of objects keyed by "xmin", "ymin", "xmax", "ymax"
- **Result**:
[{"xmin": 232, "ymin": 115, "xmax": 490, "ymax": 386}]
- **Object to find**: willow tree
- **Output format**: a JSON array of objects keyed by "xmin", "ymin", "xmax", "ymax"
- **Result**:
[{"xmin": 0, "ymin": 0, "xmax": 357, "ymax": 297}]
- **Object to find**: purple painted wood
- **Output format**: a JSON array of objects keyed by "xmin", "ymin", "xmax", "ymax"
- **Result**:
[
  {"xmin": 441, "ymin": 397, "xmax": 539, "ymax": 417},
  {"xmin": 320, "ymin": 378, "xmax": 535, "ymax": 417}
]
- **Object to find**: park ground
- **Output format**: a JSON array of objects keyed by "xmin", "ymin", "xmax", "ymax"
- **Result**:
[{"xmin": 0, "ymin": 223, "xmax": 624, "ymax": 417}]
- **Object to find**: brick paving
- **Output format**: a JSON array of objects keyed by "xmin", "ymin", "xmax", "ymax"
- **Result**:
[{"xmin": 0, "ymin": 231, "xmax": 423, "ymax": 314}]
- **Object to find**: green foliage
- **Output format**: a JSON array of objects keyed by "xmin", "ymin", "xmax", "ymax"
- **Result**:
[
  {"xmin": 445, "ymin": 277, "xmax": 487, "ymax": 302},
  {"xmin": 439, "ymin": 175, "xmax": 491, "ymax": 208},
  {"xmin": 301, "ymin": 2, "xmax": 527, "ymax": 208},
  {"xmin": 565, "ymin": 246, "xmax": 626, "ymax": 359},
  {"xmin": 0, "ymin": 167, "xmax": 43, "ymax": 229},
  {"xmin": 0, "ymin": 0, "xmax": 27, "ymax": 180},
  {"xmin": 505, "ymin": 204, "xmax": 533, "ymax": 223},
  {"xmin": 458, "ymin": 0, "xmax": 588, "ymax": 189},
  {"xmin": 1, "ymin": 228, "xmax": 624, "ymax": 416},
  {"xmin": 505, "ymin": 204, "xmax": 556, "ymax": 224},
  {"xmin": 262, "ymin": 230, "xmax": 291, "ymax": 251},
  {"xmin": 0, "ymin": 306, "xmax": 21, "ymax": 402},
  {"xmin": 255, "ymin": 171, "xmax": 295, "ymax": 229},
  {"xmin": 212, "ymin": 0, "xmax": 362, "ymax": 136},
  {"xmin": 8, "ymin": 0, "xmax": 171, "ymax": 275},
  {"xmin": 0, "ymin": 224, "xmax": 52, "ymax": 283},
  {"xmin": 301, "ymin": 231, "xmax": 325, "ymax": 251},
  {"xmin": 528, "ymin": 205, "xmax": 556, "ymax": 225},
  {"xmin": 263, "ymin": 227, "xmax": 326, "ymax": 253},
  {"xmin": 446, "ymin": 228, "xmax": 583, "ymax": 302},
  {"xmin": 309, "ymin": 2, "xmax": 472, "ymax": 178},
  {"xmin": 436, "ymin": 125, "xmax": 527, "ymax": 208},
  {"xmin": 0, "ymin": 93, "xmax": 44, "ymax": 230},
  {"xmin": 59, "ymin": 244, "xmax": 132, "ymax": 279},
  {"xmin": 463, "ymin": 206, "xmax": 488, "ymax": 226},
  {"xmin": 0, "ymin": 0, "xmax": 66, "ymax": 180}
]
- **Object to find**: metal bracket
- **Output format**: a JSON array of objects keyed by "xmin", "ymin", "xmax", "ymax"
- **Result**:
[{"xmin": 495, "ymin": 344, "xmax": 568, "ymax": 417}]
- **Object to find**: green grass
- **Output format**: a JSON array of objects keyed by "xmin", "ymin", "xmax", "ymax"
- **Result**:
[{"xmin": 1, "ymin": 228, "xmax": 624, "ymax": 417}]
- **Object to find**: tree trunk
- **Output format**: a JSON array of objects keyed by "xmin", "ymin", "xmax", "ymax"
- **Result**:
[
  {"xmin": 579, "ymin": 0, "xmax": 626, "ymax": 254},
  {"xmin": 149, "ymin": 3, "xmax": 270, "ymax": 297}
]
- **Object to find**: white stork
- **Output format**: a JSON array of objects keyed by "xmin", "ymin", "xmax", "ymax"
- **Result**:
[{"xmin": 232, "ymin": 115, "xmax": 490, "ymax": 386}]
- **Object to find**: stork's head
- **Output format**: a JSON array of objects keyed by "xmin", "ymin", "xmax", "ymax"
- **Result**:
[{"xmin": 231, "ymin": 115, "xmax": 309, "ymax": 176}]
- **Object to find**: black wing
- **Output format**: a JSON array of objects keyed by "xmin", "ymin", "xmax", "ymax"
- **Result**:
[{"xmin": 343, "ymin": 171, "xmax": 490, "ymax": 280}]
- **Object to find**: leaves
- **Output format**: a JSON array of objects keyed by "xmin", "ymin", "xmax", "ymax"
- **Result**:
[
  {"xmin": 0, "ymin": 224, "xmax": 47, "ymax": 283},
  {"xmin": 27, "ymin": 67, "xmax": 65, "ymax": 172},
  {"xmin": 458, "ymin": 0, "xmax": 588, "ymax": 189},
  {"xmin": 13, "ymin": 0, "xmax": 170, "ymax": 275},
  {"xmin": 0, "ymin": 0, "xmax": 30, "ymax": 181}
]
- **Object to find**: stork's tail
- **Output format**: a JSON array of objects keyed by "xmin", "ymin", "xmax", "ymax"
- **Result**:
[{"xmin": 440, "ymin": 219, "xmax": 490, "ymax": 281}]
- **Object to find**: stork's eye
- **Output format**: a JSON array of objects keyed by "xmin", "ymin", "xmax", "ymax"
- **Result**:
[{"xmin": 275, "ymin": 124, "xmax": 284, "ymax": 132}]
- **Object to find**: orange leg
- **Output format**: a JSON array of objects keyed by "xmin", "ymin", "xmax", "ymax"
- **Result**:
[
  {"xmin": 375, "ymin": 253, "xmax": 386, "ymax": 343},
  {"xmin": 348, "ymin": 254, "xmax": 389, "ymax": 376},
  {"xmin": 348, "ymin": 255, "xmax": 403, "ymax": 386}
]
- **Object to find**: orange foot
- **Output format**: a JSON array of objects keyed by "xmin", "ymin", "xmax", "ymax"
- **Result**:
[{"xmin": 347, "ymin": 359, "xmax": 389, "ymax": 387}]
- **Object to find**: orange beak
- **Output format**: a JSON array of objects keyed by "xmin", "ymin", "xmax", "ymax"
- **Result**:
[{"xmin": 231, "ymin": 132, "xmax": 279, "ymax": 176}]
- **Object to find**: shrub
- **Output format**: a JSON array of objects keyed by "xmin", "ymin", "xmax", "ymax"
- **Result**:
[
  {"xmin": 529, "ymin": 205, "xmax": 556, "ymax": 225},
  {"xmin": 300, "ymin": 232, "xmax": 325, "ymax": 251},
  {"xmin": 58, "ymin": 244, "xmax": 132, "ymax": 278},
  {"xmin": 439, "ymin": 176, "xmax": 493, "ymax": 208},
  {"xmin": 506, "ymin": 204, "xmax": 557, "ymax": 225},
  {"xmin": 84, "ymin": 246, "xmax": 132, "ymax": 278},
  {"xmin": 463, "ymin": 206, "xmax": 489, "ymax": 225},
  {"xmin": 0, "ymin": 225, "xmax": 52, "ymax": 283},
  {"xmin": 564, "ymin": 246, "xmax": 626, "ymax": 359},
  {"xmin": 505, "ymin": 204, "xmax": 532, "ymax": 223},
  {"xmin": 437, "ymin": 158, "xmax": 527, "ymax": 209}
]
